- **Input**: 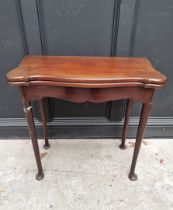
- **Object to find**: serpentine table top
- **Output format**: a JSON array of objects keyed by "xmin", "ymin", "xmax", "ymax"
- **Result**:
[
  {"xmin": 6, "ymin": 56, "xmax": 167, "ymax": 181},
  {"xmin": 6, "ymin": 55, "xmax": 166, "ymax": 88}
]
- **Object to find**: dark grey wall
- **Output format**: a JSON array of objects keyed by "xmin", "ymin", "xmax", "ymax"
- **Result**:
[
  {"xmin": 132, "ymin": 0, "xmax": 173, "ymax": 118},
  {"xmin": 0, "ymin": 0, "xmax": 172, "ymax": 138},
  {"xmin": 42, "ymin": 0, "xmax": 114, "ymax": 56},
  {"xmin": 0, "ymin": 0, "xmax": 24, "ymax": 118}
]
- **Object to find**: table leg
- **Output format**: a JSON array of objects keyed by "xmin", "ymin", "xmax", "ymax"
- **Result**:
[
  {"xmin": 23, "ymin": 102, "xmax": 44, "ymax": 181},
  {"xmin": 40, "ymin": 98, "xmax": 50, "ymax": 149},
  {"xmin": 129, "ymin": 102, "xmax": 151, "ymax": 181},
  {"xmin": 119, "ymin": 99, "xmax": 133, "ymax": 150}
]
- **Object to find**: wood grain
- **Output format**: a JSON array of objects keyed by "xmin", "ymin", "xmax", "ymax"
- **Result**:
[
  {"xmin": 6, "ymin": 55, "xmax": 167, "ymax": 181},
  {"xmin": 26, "ymin": 85, "xmax": 154, "ymax": 104},
  {"xmin": 6, "ymin": 56, "xmax": 167, "ymax": 88}
]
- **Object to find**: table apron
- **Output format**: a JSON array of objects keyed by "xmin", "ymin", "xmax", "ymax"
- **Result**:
[{"xmin": 21, "ymin": 85, "xmax": 154, "ymax": 104}]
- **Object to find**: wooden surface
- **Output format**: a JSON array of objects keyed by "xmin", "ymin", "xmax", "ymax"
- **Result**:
[
  {"xmin": 6, "ymin": 55, "xmax": 167, "ymax": 180},
  {"xmin": 6, "ymin": 56, "xmax": 166, "ymax": 88}
]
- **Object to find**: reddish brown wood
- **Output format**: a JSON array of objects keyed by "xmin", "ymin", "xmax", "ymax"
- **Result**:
[
  {"xmin": 20, "ymin": 87, "xmax": 44, "ymax": 180},
  {"xmin": 129, "ymin": 102, "xmax": 152, "ymax": 181},
  {"xmin": 39, "ymin": 98, "xmax": 50, "ymax": 149},
  {"xmin": 6, "ymin": 56, "xmax": 166, "ymax": 88},
  {"xmin": 6, "ymin": 56, "xmax": 167, "ymax": 181},
  {"xmin": 120, "ymin": 99, "xmax": 133, "ymax": 149},
  {"xmin": 26, "ymin": 85, "xmax": 154, "ymax": 104}
]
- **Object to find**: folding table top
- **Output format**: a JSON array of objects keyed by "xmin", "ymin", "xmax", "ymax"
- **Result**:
[{"xmin": 6, "ymin": 56, "xmax": 166, "ymax": 88}]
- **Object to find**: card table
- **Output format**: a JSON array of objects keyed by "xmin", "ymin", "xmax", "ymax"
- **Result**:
[{"xmin": 6, "ymin": 56, "xmax": 167, "ymax": 181}]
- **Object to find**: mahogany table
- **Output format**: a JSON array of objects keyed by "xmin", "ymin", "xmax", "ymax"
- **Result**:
[{"xmin": 6, "ymin": 56, "xmax": 167, "ymax": 181}]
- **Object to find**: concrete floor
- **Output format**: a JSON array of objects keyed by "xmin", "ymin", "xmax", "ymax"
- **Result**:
[{"xmin": 0, "ymin": 139, "xmax": 173, "ymax": 210}]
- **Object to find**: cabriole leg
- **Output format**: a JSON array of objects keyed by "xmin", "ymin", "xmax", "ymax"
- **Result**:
[
  {"xmin": 40, "ymin": 98, "xmax": 50, "ymax": 149},
  {"xmin": 120, "ymin": 99, "xmax": 133, "ymax": 149},
  {"xmin": 129, "ymin": 102, "xmax": 151, "ymax": 181}
]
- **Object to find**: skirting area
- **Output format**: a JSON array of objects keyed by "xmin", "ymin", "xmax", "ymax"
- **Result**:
[
  {"xmin": 0, "ymin": 139, "xmax": 173, "ymax": 210},
  {"xmin": 0, "ymin": 117, "xmax": 173, "ymax": 138}
]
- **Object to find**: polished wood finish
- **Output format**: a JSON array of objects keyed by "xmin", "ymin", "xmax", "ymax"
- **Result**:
[
  {"xmin": 20, "ymin": 87, "xmax": 44, "ymax": 180},
  {"xmin": 120, "ymin": 99, "xmax": 133, "ymax": 150},
  {"xmin": 7, "ymin": 56, "xmax": 166, "ymax": 88},
  {"xmin": 39, "ymin": 98, "xmax": 50, "ymax": 149},
  {"xmin": 129, "ymin": 102, "xmax": 152, "ymax": 181},
  {"xmin": 27, "ymin": 86, "xmax": 154, "ymax": 103},
  {"xmin": 6, "ymin": 56, "xmax": 167, "ymax": 181}
]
